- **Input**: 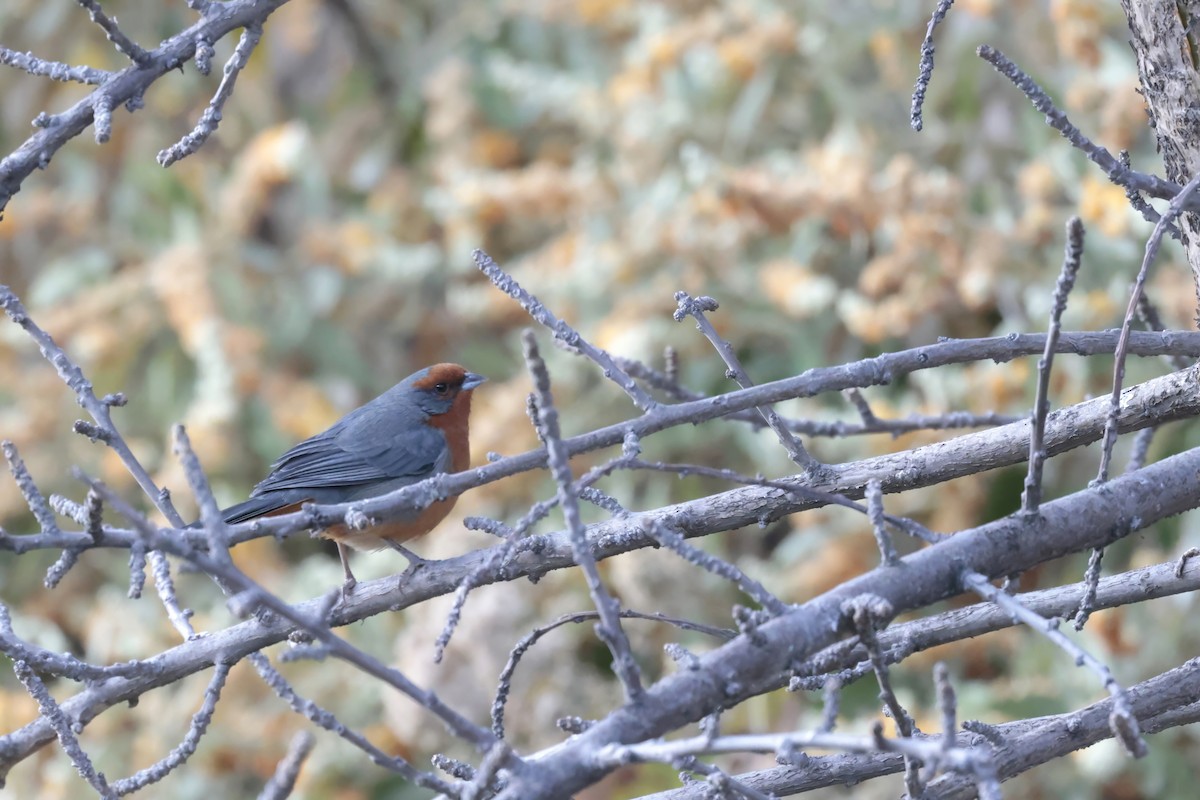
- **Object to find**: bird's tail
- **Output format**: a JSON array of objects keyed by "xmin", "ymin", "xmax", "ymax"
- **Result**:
[{"xmin": 186, "ymin": 494, "xmax": 306, "ymax": 528}]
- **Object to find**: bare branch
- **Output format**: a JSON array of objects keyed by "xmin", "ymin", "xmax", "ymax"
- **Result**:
[
  {"xmin": 492, "ymin": 610, "xmax": 733, "ymax": 740},
  {"xmin": 622, "ymin": 355, "xmax": 1021, "ymax": 438},
  {"xmin": 13, "ymin": 660, "xmax": 116, "ymax": 799},
  {"xmin": 673, "ymin": 291, "xmax": 818, "ymax": 469},
  {"xmin": 911, "ymin": 0, "xmax": 955, "ymax": 131},
  {"xmin": 845, "ymin": 594, "xmax": 922, "ymax": 796},
  {"xmin": 110, "ymin": 661, "xmax": 235, "ymax": 796},
  {"xmin": 158, "ymin": 22, "xmax": 264, "ymax": 167},
  {"xmin": 963, "ymin": 570, "xmax": 1146, "ymax": 757},
  {"xmin": 248, "ymin": 653, "xmax": 452, "ymax": 792},
  {"xmin": 1023, "ymin": 217, "xmax": 1084, "ymax": 514},
  {"xmin": 865, "ymin": 479, "xmax": 899, "ymax": 565},
  {"xmin": 977, "ymin": 44, "xmax": 1186, "ymax": 206},
  {"xmin": 0, "ymin": 0, "xmax": 293, "ymax": 217},
  {"xmin": 475, "ymin": 250, "xmax": 658, "ymax": 411},
  {"xmin": 256, "ymin": 731, "xmax": 315, "ymax": 800},
  {"xmin": 522, "ymin": 330, "xmax": 645, "ymax": 701},
  {"xmin": 1096, "ymin": 172, "xmax": 1200, "ymax": 484},
  {"xmin": 1072, "ymin": 545, "xmax": 1105, "ymax": 630},
  {"xmin": 499, "ymin": 443, "xmax": 1200, "ymax": 797},
  {"xmin": 1, "ymin": 289, "xmax": 196, "ymax": 637},
  {"xmin": 0, "ymin": 46, "xmax": 109, "ymax": 84},
  {"xmin": 75, "ymin": 0, "xmax": 151, "ymax": 65},
  {"xmin": 641, "ymin": 518, "xmax": 788, "ymax": 616},
  {"xmin": 642, "ymin": 658, "xmax": 1200, "ymax": 798}
]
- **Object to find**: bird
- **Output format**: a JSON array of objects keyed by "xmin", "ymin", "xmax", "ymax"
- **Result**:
[{"xmin": 214, "ymin": 363, "xmax": 486, "ymax": 595}]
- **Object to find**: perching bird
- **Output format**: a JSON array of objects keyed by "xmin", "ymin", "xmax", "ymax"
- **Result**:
[{"xmin": 217, "ymin": 363, "xmax": 485, "ymax": 594}]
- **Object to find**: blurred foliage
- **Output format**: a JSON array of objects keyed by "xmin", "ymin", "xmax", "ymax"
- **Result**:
[{"xmin": 2, "ymin": 0, "xmax": 1200, "ymax": 798}]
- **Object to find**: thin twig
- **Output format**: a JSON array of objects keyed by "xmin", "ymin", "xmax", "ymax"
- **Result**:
[
  {"xmin": 674, "ymin": 291, "xmax": 818, "ymax": 469},
  {"xmin": 818, "ymin": 676, "xmax": 840, "ymax": 733},
  {"xmin": 13, "ymin": 660, "xmax": 116, "ymax": 799},
  {"xmin": 910, "ymin": 0, "xmax": 955, "ymax": 131},
  {"xmin": 932, "ymin": 661, "xmax": 958, "ymax": 782},
  {"xmin": 492, "ymin": 609, "xmax": 732, "ymax": 739},
  {"xmin": 0, "ymin": 46, "xmax": 109, "ymax": 84},
  {"xmin": 1023, "ymin": 216, "xmax": 1085, "ymax": 514},
  {"xmin": 1124, "ymin": 426, "xmax": 1156, "ymax": 473},
  {"xmin": 0, "ymin": 0, "xmax": 293, "ymax": 218},
  {"xmin": 1096, "ymin": 171, "xmax": 1200, "ymax": 484},
  {"xmin": 1072, "ymin": 546, "xmax": 1105, "ymax": 630},
  {"xmin": 3, "ymin": 441, "xmax": 61, "ymax": 537},
  {"xmin": 596, "ymin": 727, "xmax": 992, "ymax": 788},
  {"xmin": 110, "ymin": 661, "xmax": 235, "ymax": 796},
  {"xmin": 977, "ymin": 45, "xmax": 1185, "ymax": 205},
  {"xmin": 629, "ymin": 457, "xmax": 942, "ymax": 544},
  {"xmin": 845, "ymin": 595, "xmax": 922, "ymax": 796},
  {"xmin": 75, "ymin": 0, "xmax": 151, "ymax": 65},
  {"xmin": 475, "ymin": 249, "xmax": 658, "ymax": 411},
  {"xmin": 865, "ymin": 479, "xmax": 899, "ymax": 565},
  {"xmin": 0, "ymin": 602, "xmax": 154, "ymax": 682},
  {"xmin": 158, "ymin": 22, "xmax": 264, "ymax": 167},
  {"xmin": 621, "ymin": 354, "xmax": 1021, "ymax": 438},
  {"xmin": 522, "ymin": 330, "xmax": 645, "ymax": 700},
  {"xmin": 256, "ymin": 731, "xmax": 315, "ymax": 800},
  {"xmin": 641, "ymin": 518, "xmax": 788, "ymax": 615},
  {"xmin": 962, "ymin": 570, "xmax": 1146, "ymax": 757},
  {"xmin": 1120, "ymin": 150, "xmax": 1183, "ymax": 240},
  {"xmin": 249, "ymin": 653, "xmax": 452, "ymax": 792},
  {"xmin": 1, "ymin": 286, "xmax": 195, "ymax": 638}
]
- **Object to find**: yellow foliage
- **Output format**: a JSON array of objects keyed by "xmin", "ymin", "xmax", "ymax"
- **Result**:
[
  {"xmin": 1078, "ymin": 176, "xmax": 1131, "ymax": 237},
  {"xmin": 221, "ymin": 122, "xmax": 311, "ymax": 236},
  {"xmin": 260, "ymin": 374, "xmax": 341, "ymax": 441},
  {"xmin": 574, "ymin": 0, "xmax": 632, "ymax": 24},
  {"xmin": 1050, "ymin": 0, "xmax": 1103, "ymax": 67},
  {"xmin": 758, "ymin": 260, "xmax": 838, "ymax": 319}
]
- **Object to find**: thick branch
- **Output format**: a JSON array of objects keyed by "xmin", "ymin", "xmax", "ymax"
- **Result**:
[
  {"xmin": 1120, "ymin": 0, "xmax": 1200, "ymax": 314},
  {"xmin": 501, "ymin": 445, "xmax": 1200, "ymax": 797}
]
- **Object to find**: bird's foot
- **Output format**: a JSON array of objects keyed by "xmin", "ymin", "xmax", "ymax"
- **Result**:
[{"xmin": 339, "ymin": 574, "xmax": 357, "ymax": 604}]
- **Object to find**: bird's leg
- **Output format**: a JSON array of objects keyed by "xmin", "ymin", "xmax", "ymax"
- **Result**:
[
  {"xmin": 337, "ymin": 542, "xmax": 357, "ymax": 600},
  {"xmin": 384, "ymin": 538, "xmax": 434, "ymax": 572}
]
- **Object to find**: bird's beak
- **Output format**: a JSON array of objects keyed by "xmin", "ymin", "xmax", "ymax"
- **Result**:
[{"xmin": 462, "ymin": 372, "xmax": 487, "ymax": 391}]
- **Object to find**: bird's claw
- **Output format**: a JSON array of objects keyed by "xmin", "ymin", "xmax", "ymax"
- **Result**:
[{"xmin": 340, "ymin": 574, "xmax": 357, "ymax": 604}]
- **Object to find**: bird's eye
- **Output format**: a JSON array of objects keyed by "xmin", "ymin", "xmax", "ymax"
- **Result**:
[{"xmin": 434, "ymin": 382, "xmax": 449, "ymax": 395}]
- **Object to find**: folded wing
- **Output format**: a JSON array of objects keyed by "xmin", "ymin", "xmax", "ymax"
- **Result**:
[{"xmin": 251, "ymin": 403, "xmax": 448, "ymax": 497}]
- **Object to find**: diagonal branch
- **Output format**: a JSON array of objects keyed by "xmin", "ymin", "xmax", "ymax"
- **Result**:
[
  {"xmin": 977, "ymin": 45, "xmax": 1187, "ymax": 208},
  {"xmin": 475, "ymin": 250, "xmax": 658, "ymax": 411},
  {"xmin": 673, "ymin": 291, "xmax": 819, "ymax": 469},
  {"xmin": 497, "ymin": 444, "xmax": 1200, "ymax": 798}
]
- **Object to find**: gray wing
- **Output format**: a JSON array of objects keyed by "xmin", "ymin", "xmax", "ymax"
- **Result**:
[{"xmin": 251, "ymin": 400, "xmax": 448, "ymax": 497}]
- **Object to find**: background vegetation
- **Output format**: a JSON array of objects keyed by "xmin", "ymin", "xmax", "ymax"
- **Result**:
[{"xmin": 3, "ymin": 1, "xmax": 1198, "ymax": 798}]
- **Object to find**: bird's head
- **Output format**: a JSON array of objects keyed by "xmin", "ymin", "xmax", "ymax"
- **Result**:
[{"xmin": 404, "ymin": 363, "xmax": 487, "ymax": 417}]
